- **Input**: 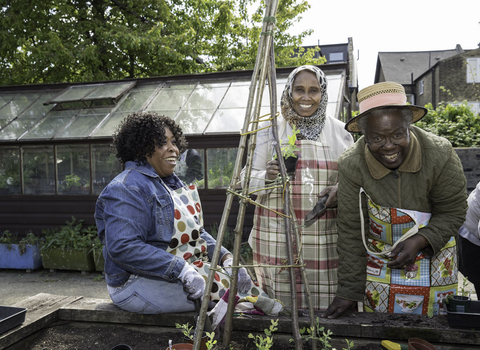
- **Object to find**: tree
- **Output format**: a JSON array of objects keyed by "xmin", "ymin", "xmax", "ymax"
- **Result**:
[{"xmin": 0, "ymin": 0, "xmax": 324, "ymax": 86}]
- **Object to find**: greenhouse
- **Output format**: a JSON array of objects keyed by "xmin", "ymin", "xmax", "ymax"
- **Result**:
[{"xmin": 0, "ymin": 64, "xmax": 355, "ymax": 235}]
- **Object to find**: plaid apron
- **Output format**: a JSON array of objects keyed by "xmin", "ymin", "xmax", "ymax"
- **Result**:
[
  {"xmin": 361, "ymin": 189, "xmax": 458, "ymax": 316},
  {"xmin": 166, "ymin": 184, "xmax": 267, "ymax": 301},
  {"xmin": 251, "ymin": 139, "xmax": 339, "ymax": 310}
]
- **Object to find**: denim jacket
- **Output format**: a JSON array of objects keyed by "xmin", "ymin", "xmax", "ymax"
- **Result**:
[{"xmin": 95, "ymin": 161, "xmax": 229, "ymax": 287}]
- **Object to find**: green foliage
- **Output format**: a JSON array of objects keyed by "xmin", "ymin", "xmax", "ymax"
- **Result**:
[
  {"xmin": 0, "ymin": 230, "xmax": 41, "ymax": 255},
  {"xmin": 60, "ymin": 174, "xmax": 82, "ymax": 189},
  {"xmin": 205, "ymin": 331, "xmax": 217, "ymax": 350},
  {"xmin": 415, "ymin": 101, "xmax": 480, "ymax": 147},
  {"xmin": 40, "ymin": 217, "xmax": 97, "ymax": 251},
  {"xmin": 175, "ymin": 322, "xmax": 194, "ymax": 341},
  {"xmin": 279, "ymin": 125, "xmax": 301, "ymax": 159},
  {"xmin": 295, "ymin": 317, "xmax": 354, "ymax": 349},
  {"xmin": 248, "ymin": 319, "xmax": 278, "ymax": 350},
  {"xmin": 0, "ymin": 0, "xmax": 322, "ymax": 85}
]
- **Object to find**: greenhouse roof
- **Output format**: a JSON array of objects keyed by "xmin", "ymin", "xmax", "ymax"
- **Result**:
[{"xmin": 0, "ymin": 66, "xmax": 347, "ymax": 142}]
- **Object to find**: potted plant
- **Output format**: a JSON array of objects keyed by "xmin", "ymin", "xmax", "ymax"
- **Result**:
[
  {"xmin": 445, "ymin": 275, "xmax": 472, "ymax": 313},
  {"xmin": 0, "ymin": 230, "xmax": 43, "ymax": 271},
  {"xmin": 40, "ymin": 217, "xmax": 96, "ymax": 273},
  {"xmin": 277, "ymin": 126, "xmax": 301, "ymax": 177},
  {"xmin": 91, "ymin": 234, "xmax": 105, "ymax": 272}
]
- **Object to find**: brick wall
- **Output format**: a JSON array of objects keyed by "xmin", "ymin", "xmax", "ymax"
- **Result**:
[{"xmin": 455, "ymin": 148, "xmax": 480, "ymax": 193}]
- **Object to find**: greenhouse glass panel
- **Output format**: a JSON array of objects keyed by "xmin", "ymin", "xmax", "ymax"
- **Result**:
[
  {"xmin": 0, "ymin": 94, "xmax": 35, "ymax": 128},
  {"xmin": 176, "ymin": 148, "xmax": 204, "ymax": 188},
  {"xmin": 55, "ymin": 108, "xmax": 110, "ymax": 138},
  {"xmin": 114, "ymin": 90, "xmax": 154, "ymax": 113},
  {"xmin": 205, "ymin": 107, "xmax": 271, "ymax": 134},
  {"xmin": 0, "ymin": 119, "xmax": 39, "ymax": 140},
  {"xmin": 23, "ymin": 145, "xmax": 55, "ymax": 195},
  {"xmin": 220, "ymin": 82, "xmax": 284, "ymax": 109},
  {"xmin": 184, "ymin": 86, "xmax": 228, "ymax": 109},
  {"xmin": 92, "ymin": 144, "xmax": 123, "ymax": 194},
  {"xmin": 82, "ymin": 82, "xmax": 135, "ymax": 100},
  {"xmin": 48, "ymin": 86, "xmax": 97, "ymax": 102},
  {"xmin": 92, "ymin": 112, "xmax": 129, "ymax": 137},
  {"xmin": 206, "ymin": 148, "xmax": 238, "ymax": 189},
  {"xmin": 0, "ymin": 147, "xmax": 20, "ymax": 195},
  {"xmin": 147, "ymin": 86, "xmax": 194, "ymax": 111},
  {"xmin": 57, "ymin": 144, "xmax": 91, "ymax": 195},
  {"xmin": 20, "ymin": 110, "xmax": 78, "ymax": 140},
  {"xmin": 175, "ymin": 109, "xmax": 214, "ymax": 135},
  {"xmin": 0, "ymin": 95, "xmax": 15, "ymax": 108}
]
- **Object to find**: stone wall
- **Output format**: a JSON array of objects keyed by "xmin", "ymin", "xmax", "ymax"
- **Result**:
[{"xmin": 455, "ymin": 147, "xmax": 480, "ymax": 193}]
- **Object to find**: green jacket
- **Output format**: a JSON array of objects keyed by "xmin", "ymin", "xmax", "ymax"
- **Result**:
[{"xmin": 336, "ymin": 126, "xmax": 467, "ymax": 301}]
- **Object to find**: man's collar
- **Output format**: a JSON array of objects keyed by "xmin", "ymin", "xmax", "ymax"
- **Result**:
[{"xmin": 365, "ymin": 131, "xmax": 421, "ymax": 179}]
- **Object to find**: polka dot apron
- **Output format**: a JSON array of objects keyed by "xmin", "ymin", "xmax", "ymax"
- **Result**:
[
  {"xmin": 166, "ymin": 184, "xmax": 267, "ymax": 301},
  {"xmin": 359, "ymin": 188, "xmax": 458, "ymax": 316}
]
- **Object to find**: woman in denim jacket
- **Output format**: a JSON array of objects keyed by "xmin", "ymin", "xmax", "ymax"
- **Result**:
[{"xmin": 95, "ymin": 112, "xmax": 251, "ymax": 314}]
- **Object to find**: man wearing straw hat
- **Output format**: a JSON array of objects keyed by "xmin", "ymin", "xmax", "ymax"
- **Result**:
[{"xmin": 322, "ymin": 82, "xmax": 468, "ymax": 318}]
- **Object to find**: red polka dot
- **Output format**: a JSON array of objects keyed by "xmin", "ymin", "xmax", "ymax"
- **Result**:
[
  {"xmin": 174, "ymin": 209, "xmax": 181, "ymax": 220},
  {"xmin": 195, "ymin": 203, "xmax": 201, "ymax": 212},
  {"xmin": 187, "ymin": 205, "xmax": 195, "ymax": 214},
  {"xmin": 183, "ymin": 252, "xmax": 192, "ymax": 260},
  {"xmin": 201, "ymin": 245, "xmax": 206, "ymax": 253},
  {"xmin": 193, "ymin": 261, "xmax": 204, "ymax": 268},
  {"xmin": 189, "ymin": 185, "xmax": 196, "ymax": 190},
  {"xmin": 181, "ymin": 234, "xmax": 190, "ymax": 244},
  {"xmin": 214, "ymin": 273, "xmax": 220, "ymax": 281}
]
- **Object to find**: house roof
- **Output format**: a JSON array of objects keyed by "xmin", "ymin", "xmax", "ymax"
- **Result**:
[{"xmin": 375, "ymin": 47, "xmax": 465, "ymax": 84}]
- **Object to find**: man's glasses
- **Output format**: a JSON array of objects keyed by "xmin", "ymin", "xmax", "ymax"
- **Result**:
[{"xmin": 366, "ymin": 130, "xmax": 409, "ymax": 148}]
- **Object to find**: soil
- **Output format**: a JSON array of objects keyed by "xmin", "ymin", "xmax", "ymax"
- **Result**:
[{"xmin": 8, "ymin": 321, "xmax": 383, "ymax": 350}]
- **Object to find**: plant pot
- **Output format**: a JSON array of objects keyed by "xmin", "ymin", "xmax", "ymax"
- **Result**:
[
  {"xmin": 283, "ymin": 156, "xmax": 298, "ymax": 177},
  {"xmin": 0, "ymin": 244, "xmax": 43, "ymax": 271},
  {"xmin": 166, "ymin": 343, "xmax": 193, "ymax": 350},
  {"xmin": 407, "ymin": 337, "xmax": 437, "ymax": 350},
  {"xmin": 187, "ymin": 335, "xmax": 208, "ymax": 350},
  {"xmin": 93, "ymin": 248, "xmax": 105, "ymax": 272},
  {"xmin": 41, "ymin": 247, "xmax": 95, "ymax": 272},
  {"xmin": 446, "ymin": 295, "xmax": 471, "ymax": 313}
]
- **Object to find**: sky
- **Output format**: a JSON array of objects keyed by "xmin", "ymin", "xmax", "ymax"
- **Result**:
[{"xmin": 286, "ymin": 0, "xmax": 480, "ymax": 90}]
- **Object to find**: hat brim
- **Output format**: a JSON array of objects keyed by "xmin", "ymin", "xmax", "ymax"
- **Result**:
[{"xmin": 345, "ymin": 105, "xmax": 428, "ymax": 133}]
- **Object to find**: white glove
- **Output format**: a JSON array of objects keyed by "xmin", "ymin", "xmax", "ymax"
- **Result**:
[
  {"xmin": 223, "ymin": 258, "xmax": 252, "ymax": 293},
  {"xmin": 178, "ymin": 264, "xmax": 205, "ymax": 301}
]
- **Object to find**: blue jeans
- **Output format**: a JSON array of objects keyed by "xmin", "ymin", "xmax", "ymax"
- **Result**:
[{"xmin": 108, "ymin": 274, "xmax": 196, "ymax": 314}]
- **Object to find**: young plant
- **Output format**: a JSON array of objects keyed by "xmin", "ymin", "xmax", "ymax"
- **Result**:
[
  {"xmin": 248, "ymin": 319, "xmax": 278, "ymax": 350},
  {"xmin": 175, "ymin": 322, "xmax": 194, "ymax": 341},
  {"xmin": 205, "ymin": 331, "xmax": 217, "ymax": 350},
  {"xmin": 0, "ymin": 230, "xmax": 41, "ymax": 254},
  {"xmin": 459, "ymin": 275, "xmax": 473, "ymax": 297},
  {"xmin": 40, "ymin": 217, "xmax": 96, "ymax": 252},
  {"xmin": 295, "ymin": 317, "xmax": 354, "ymax": 350},
  {"xmin": 273, "ymin": 125, "xmax": 301, "ymax": 160}
]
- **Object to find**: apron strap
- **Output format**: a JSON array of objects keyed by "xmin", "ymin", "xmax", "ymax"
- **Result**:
[{"xmin": 359, "ymin": 187, "xmax": 421, "ymax": 256}]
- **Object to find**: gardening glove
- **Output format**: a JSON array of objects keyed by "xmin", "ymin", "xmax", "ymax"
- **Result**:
[
  {"xmin": 178, "ymin": 264, "xmax": 205, "ymax": 301},
  {"xmin": 222, "ymin": 258, "xmax": 251, "ymax": 293}
]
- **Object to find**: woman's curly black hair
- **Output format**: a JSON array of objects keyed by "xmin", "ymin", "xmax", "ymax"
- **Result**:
[{"xmin": 113, "ymin": 112, "xmax": 188, "ymax": 164}]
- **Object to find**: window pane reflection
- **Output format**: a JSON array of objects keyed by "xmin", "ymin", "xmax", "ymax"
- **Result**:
[
  {"xmin": 206, "ymin": 148, "xmax": 238, "ymax": 189},
  {"xmin": 0, "ymin": 147, "xmax": 20, "ymax": 194},
  {"xmin": 57, "ymin": 144, "xmax": 91, "ymax": 195},
  {"xmin": 92, "ymin": 144, "xmax": 123, "ymax": 194},
  {"xmin": 23, "ymin": 146, "xmax": 55, "ymax": 195},
  {"xmin": 177, "ymin": 149, "xmax": 204, "ymax": 188}
]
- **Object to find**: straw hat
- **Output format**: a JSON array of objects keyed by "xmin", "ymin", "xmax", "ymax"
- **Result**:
[{"xmin": 346, "ymin": 81, "xmax": 427, "ymax": 133}]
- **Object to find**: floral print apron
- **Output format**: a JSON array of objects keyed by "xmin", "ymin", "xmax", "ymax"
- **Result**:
[
  {"xmin": 166, "ymin": 184, "xmax": 266, "ymax": 300},
  {"xmin": 360, "ymin": 188, "xmax": 457, "ymax": 316}
]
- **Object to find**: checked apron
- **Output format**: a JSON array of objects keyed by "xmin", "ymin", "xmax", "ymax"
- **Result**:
[
  {"xmin": 165, "ymin": 184, "xmax": 266, "ymax": 301},
  {"xmin": 251, "ymin": 139, "xmax": 340, "ymax": 310},
  {"xmin": 360, "ymin": 189, "xmax": 458, "ymax": 316}
]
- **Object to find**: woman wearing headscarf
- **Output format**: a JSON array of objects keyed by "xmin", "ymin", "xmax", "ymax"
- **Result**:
[{"xmin": 242, "ymin": 65, "xmax": 354, "ymax": 310}]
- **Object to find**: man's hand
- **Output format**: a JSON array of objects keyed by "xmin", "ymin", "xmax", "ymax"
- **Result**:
[
  {"xmin": 318, "ymin": 184, "xmax": 338, "ymax": 208},
  {"xmin": 266, "ymin": 160, "xmax": 280, "ymax": 181},
  {"xmin": 386, "ymin": 234, "xmax": 427, "ymax": 270},
  {"xmin": 321, "ymin": 296, "xmax": 356, "ymax": 319}
]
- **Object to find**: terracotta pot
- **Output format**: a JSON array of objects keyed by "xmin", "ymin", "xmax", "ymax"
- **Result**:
[
  {"xmin": 166, "ymin": 344, "xmax": 193, "ymax": 350},
  {"xmin": 407, "ymin": 337, "xmax": 437, "ymax": 350}
]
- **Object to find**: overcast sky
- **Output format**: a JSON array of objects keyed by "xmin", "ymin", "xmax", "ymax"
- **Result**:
[{"xmin": 285, "ymin": 0, "xmax": 480, "ymax": 89}]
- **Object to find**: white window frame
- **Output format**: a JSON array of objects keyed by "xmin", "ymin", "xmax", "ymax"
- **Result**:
[
  {"xmin": 419, "ymin": 80, "xmax": 424, "ymax": 95},
  {"xmin": 466, "ymin": 58, "xmax": 480, "ymax": 83}
]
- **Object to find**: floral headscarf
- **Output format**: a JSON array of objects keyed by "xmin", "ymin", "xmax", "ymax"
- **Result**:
[{"xmin": 280, "ymin": 65, "xmax": 328, "ymax": 140}]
